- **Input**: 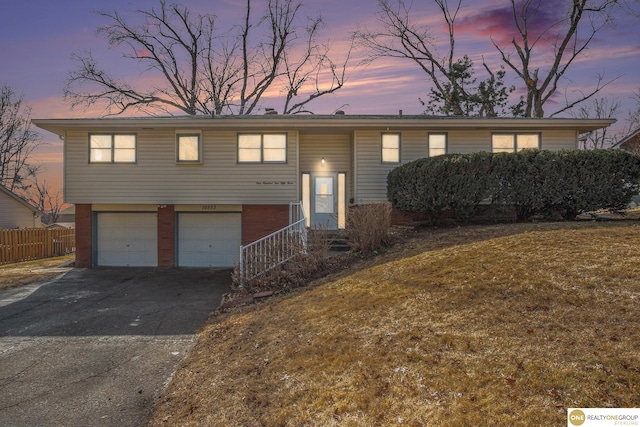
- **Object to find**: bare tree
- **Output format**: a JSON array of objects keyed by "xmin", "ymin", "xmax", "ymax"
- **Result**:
[
  {"xmin": 64, "ymin": 0, "xmax": 351, "ymax": 116},
  {"xmin": 0, "ymin": 84, "xmax": 41, "ymax": 193},
  {"xmin": 27, "ymin": 178, "xmax": 63, "ymax": 225},
  {"xmin": 492, "ymin": 0, "xmax": 634, "ymax": 118},
  {"xmin": 571, "ymin": 97, "xmax": 621, "ymax": 149},
  {"xmin": 356, "ymin": 0, "xmax": 521, "ymax": 117},
  {"xmin": 627, "ymin": 88, "xmax": 640, "ymax": 133}
]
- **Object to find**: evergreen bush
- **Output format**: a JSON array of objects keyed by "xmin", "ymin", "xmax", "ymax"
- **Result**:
[{"xmin": 387, "ymin": 149, "xmax": 640, "ymax": 222}]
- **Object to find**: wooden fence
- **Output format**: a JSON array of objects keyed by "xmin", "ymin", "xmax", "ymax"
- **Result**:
[{"xmin": 0, "ymin": 228, "xmax": 75, "ymax": 265}]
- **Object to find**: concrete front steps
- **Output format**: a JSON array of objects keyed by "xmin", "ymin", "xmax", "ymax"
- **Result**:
[{"xmin": 308, "ymin": 229, "xmax": 350, "ymax": 252}]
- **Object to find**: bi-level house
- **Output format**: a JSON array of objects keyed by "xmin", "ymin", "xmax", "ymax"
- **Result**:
[{"xmin": 33, "ymin": 114, "xmax": 614, "ymax": 268}]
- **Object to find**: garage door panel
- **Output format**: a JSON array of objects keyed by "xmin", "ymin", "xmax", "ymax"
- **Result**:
[
  {"xmin": 178, "ymin": 213, "xmax": 241, "ymax": 267},
  {"xmin": 97, "ymin": 213, "xmax": 157, "ymax": 267}
]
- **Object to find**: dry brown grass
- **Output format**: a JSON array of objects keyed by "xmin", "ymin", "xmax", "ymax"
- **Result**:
[
  {"xmin": 149, "ymin": 221, "xmax": 640, "ymax": 427},
  {"xmin": 0, "ymin": 255, "xmax": 74, "ymax": 290}
]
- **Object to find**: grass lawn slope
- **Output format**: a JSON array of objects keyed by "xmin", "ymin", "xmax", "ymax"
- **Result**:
[{"xmin": 150, "ymin": 222, "xmax": 640, "ymax": 427}]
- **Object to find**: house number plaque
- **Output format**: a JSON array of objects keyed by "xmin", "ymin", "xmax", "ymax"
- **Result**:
[
  {"xmin": 255, "ymin": 181, "xmax": 294, "ymax": 185},
  {"xmin": 201, "ymin": 205, "xmax": 217, "ymax": 210}
]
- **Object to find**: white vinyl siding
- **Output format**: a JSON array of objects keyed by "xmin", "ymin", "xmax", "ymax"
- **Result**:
[
  {"xmin": 535, "ymin": 129, "xmax": 578, "ymax": 150},
  {"xmin": 64, "ymin": 125, "xmax": 579, "ymax": 207},
  {"xmin": 0, "ymin": 190, "xmax": 38, "ymax": 229},
  {"xmin": 299, "ymin": 133, "xmax": 353, "ymax": 202},
  {"xmin": 354, "ymin": 129, "xmax": 575, "ymax": 203},
  {"xmin": 65, "ymin": 129, "xmax": 298, "ymax": 204},
  {"xmin": 355, "ymin": 130, "xmax": 402, "ymax": 203}
]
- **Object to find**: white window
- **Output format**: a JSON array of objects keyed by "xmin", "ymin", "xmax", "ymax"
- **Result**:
[
  {"xmin": 517, "ymin": 134, "xmax": 541, "ymax": 150},
  {"xmin": 176, "ymin": 134, "xmax": 201, "ymax": 163},
  {"xmin": 263, "ymin": 134, "xmax": 287, "ymax": 162},
  {"xmin": 382, "ymin": 133, "xmax": 400, "ymax": 163},
  {"xmin": 428, "ymin": 133, "xmax": 447, "ymax": 157},
  {"xmin": 238, "ymin": 134, "xmax": 287, "ymax": 163},
  {"xmin": 492, "ymin": 133, "xmax": 540, "ymax": 152},
  {"xmin": 90, "ymin": 134, "xmax": 136, "ymax": 163}
]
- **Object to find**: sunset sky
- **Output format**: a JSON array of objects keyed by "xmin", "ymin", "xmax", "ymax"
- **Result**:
[{"xmin": 1, "ymin": 0, "xmax": 639, "ymax": 196}]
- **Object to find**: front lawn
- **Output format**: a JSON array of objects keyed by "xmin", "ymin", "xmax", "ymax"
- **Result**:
[
  {"xmin": 149, "ymin": 221, "xmax": 640, "ymax": 426},
  {"xmin": 0, "ymin": 255, "xmax": 74, "ymax": 290}
]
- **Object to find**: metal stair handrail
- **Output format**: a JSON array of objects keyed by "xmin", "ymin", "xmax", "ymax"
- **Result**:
[{"xmin": 238, "ymin": 201, "xmax": 307, "ymax": 285}]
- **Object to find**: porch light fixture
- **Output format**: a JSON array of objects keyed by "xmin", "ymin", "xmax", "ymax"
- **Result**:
[{"xmin": 321, "ymin": 157, "xmax": 325, "ymax": 166}]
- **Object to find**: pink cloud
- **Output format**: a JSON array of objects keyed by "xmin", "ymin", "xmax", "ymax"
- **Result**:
[
  {"xmin": 458, "ymin": 0, "xmax": 566, "ymax": 48},
  {"xmin": 136, "ymin": 48, "xmax": 151, "ymax": 58}
]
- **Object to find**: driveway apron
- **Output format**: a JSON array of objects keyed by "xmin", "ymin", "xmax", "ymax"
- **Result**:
[{"xmin": 0, "ymin": 267, "xmax": 231, "ymax": 427}]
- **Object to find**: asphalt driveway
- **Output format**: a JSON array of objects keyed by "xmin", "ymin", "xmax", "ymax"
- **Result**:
[{"xmin": 0, "ymin": 266, "xmax": 231, "ymax": 426}]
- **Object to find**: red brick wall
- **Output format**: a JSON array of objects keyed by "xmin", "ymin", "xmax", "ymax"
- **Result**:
[
  {"xmin": 74, "ymin": 204, "xmax": 92, "ymax": 267},
  {"xmin": 242, "ymin": 204, "xmax": 289, "ymax": 244},
  {"xmin": 157, "ymin": 205, "xmax": 175, "ymax": 267}
]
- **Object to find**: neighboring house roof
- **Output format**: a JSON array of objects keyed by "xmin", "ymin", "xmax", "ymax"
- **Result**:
[
  {"xmin": 57, "ymin": 205, "xmax": 76, "ymax": 223},
  {"xmin": 0, "ymin": 185, "xmax": 39, "ymax": 214},
  {"xmin": 59, "ymin": 205, "xmax": 75, "ymax": 215},
  {"xmin": 611, "ymin": 127, "xmax": 640, "ymax": 151},
  {"xmin": 0, "ymin": 185, "xmax": 40, "ymax": 229},
  {"xmin": 45, "ymin": 222, "xmax": 75, "ymax": 229},
  {"xmin": 32, "ymin": 114, "xmax": 616, "ymax": 136}
]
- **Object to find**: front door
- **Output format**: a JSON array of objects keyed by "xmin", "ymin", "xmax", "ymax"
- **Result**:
[{"xmin": 311, "ymin": 173, "xmax": 338, "ymax": 229}]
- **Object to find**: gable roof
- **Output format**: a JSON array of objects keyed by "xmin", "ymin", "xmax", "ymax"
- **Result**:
[
  {"xmin": 32, "ymin": 114, "xmax": 616, "ymax": 136},
  {"xmin": 611, "ymin": 126, "xmax": 640, "ymax": 149},
  {"xmin": 0, "ymin": 185, "xmax": 39, "ymax": 213}
]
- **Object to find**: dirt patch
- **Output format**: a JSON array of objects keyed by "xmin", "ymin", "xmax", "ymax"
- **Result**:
[{"xmin": 0, "ymin": 255, "xmax": 75, "ymax": 290}]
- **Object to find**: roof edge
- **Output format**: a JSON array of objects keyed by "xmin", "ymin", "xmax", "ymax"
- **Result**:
[
  {"xmin": 32, "ymin": 115, "xmax": 616, "ymax": 136},
  {"xmin": 0, "ymin": 185, "xmax": 39, "ymax": 213}
]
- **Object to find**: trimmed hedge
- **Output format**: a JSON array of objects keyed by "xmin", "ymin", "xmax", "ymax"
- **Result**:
[{"xmin": 387, "ymin": 149, "xmax": 640, "ymax": 221}]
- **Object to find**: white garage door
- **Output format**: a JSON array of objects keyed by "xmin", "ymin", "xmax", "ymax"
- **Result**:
[
  {"xmin": 97, "ymin": 213, "xmax": 158, "ymax": 266},
  {"xmin": 178, "ymin": 213, "xmax": 241, "ymax": 267}
]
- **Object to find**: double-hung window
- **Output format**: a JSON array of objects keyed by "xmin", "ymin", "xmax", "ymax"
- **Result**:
[
  {"xmin": 428, "ymin": 133, "xmax": 447, "ymax": 157},
  {"xmin": 89, "ymin": 134, "xmax": 136, "ymax": 163},
  {"xmin": 492, "ymin": 133, "xmax": 540, "ymax": 153},
  {"xmin": 382, "ymin": 133, "xmax": 401, "ymax": 163},
  {"xmin": 176, "ymin": 133, "xmax": 201, "ymax": 163},
  {"xmin": 238, "ymin": 134, "xmax": 287, "ymax": 163}
]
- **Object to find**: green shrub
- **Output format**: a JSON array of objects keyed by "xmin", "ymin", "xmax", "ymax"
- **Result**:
[
  {"xmin": 387, "ymin": 149, "xmax": 640, "ymax": 222},
  {"xmin": 387, "ymin": 152, "xmax": 495, "ymax": 220},
  {"xmin": 547, "ymin": 149, "xmax": 640, "ymax": 219}
]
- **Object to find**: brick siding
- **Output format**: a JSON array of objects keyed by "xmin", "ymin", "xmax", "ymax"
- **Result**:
[
  {"xmin": 74, "ymin": 204, "xmax": 92, "ymax": 267},
  {"xmin": 241, "ymin": 204, "xmax": 289, "ymax": 245},
  {"xmin": 157, "ymin": 205, "xmax": 175, "ymax": 267}
]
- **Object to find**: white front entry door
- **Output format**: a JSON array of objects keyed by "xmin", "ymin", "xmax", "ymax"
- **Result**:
[{"xmin": 311, "ymin": 173, "xmax": 338, "ymax": 229}]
